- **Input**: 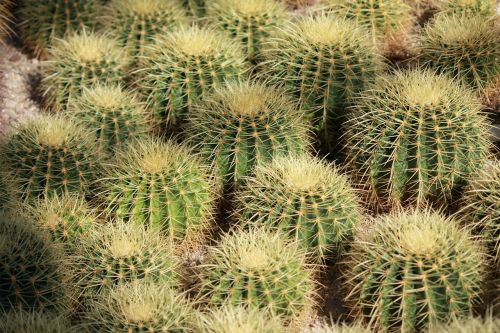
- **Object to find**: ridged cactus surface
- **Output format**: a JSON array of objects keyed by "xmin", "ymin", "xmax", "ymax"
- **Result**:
[
  {"xmin": 345, "ymin": 70, "xmax": 490, "ymax": 209},
  {"xmin": 0, "ymin": 312, "xmax": 71, "ymax": 333},
  {"xmin": 440, "ymin": 0, "xmax": 496, "ymax": 16},
  {"xmin": 140, "ymin": 26, "xmax": 247, "ymax": 130},
  {"xmin": 345, "ymin": 209, "xmax": 485, "ymax": 332},
  {"xmin": 101, "ymin": 139, "xmax": 216, "ymax": 242},
  {"xmin": 182, "ymin": 0, "xmax": 207, "ymax": 17},
  {"xmin": 237, "ymin": 154, "xmax": 361, "ymax": 261}
]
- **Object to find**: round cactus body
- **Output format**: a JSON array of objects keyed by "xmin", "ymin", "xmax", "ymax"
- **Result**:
[
  {"xmin": 345, "ymin": 209, "xmax": 485, "ymax": 333},
  {"xmin": 43, "ymin": 30, "xmax": 130, "ymax": 112},
  {"xmin": 345, "ymin": 70, "xmax": 490, "ymax": 209},
  {"xmin": 101, "ymin": 139, "xmax": 216, "ymax": 243},
  {"xmin": 198, "ymin": 228, "xmax": 315, "ymax": 320},
  {"xmin": 419, "ymin": 14, "xmax": 500, "ymax": 93},
  {"xmin": 139, "ymin": 25, "xmax": 247, "ymax": 130},
  {"xmin": 198, "ymin": 305, "xmax": 286, "ymax": 333},
  {"xmin": 237, "ymin": 154, "xmax": 361, "ymax": 261},
  {"xmin": 104, "ymin": 0, "xmax": 188, "ymax": 58},
  {"xmin": 460, "ymin": 160, "xmax": 500, "ymax": 264},
  {"xmin": 0, "ymin": 214, "xmax": 71, "ymax": 312},
  {"xmin": 440, "ymin": 0, "xmax": 496, "ymax": 16},
  {"xmin": 186, "ymin": 81, "xmax": 311, "ymax": 190},
  {"xmin": 181, "ymin": 0, "xmax": 207, "ymax": 17},
  {"xmin": 70, "ymin": 84, "xmax": 152, "ymax": 153},
  {"xmin": 0, "ymin": 114, "xmax": 102, "ymax": 202},
  {"xmin": 74, "ymin": 222, "xmax": 179, "ymax": 297},
  {"xmin": 262, "ymin": 15, "xmax": 381, "ymax": 151},
  {"xmin": 0, "ymin": 312, "xmax": 72, "ymax": 333},
  {"xmin": 207, "ymin": 0, "xmax": 288, "ymax": 62},
  {"xmin": 429, "ymin": 314, "xmax": 500, "ymax": 333},
  {"xmin": 84, "ymin": 281, "xmax": 194, "ymax": 333},
  {"xmin": 18, "ymin": 0, "xmax": 99, "ymax": 58}
]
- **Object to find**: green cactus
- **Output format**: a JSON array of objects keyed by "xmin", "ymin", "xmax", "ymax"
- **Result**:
[
  {"xmin": 303, "ymin": 321, "xmax": 373, "ymax": 333},
  {"xmin": 439, "ymin": 0, "xmax": 496, "ymax": 16},
  {"xmin": 139, "ymin": 25, "xmax": 247, "ymax": 130},
  {"xmin": 74, "ymin": 221, "xmax": 179, "ymax": 297},
  {"xmin": 262, "ymin": 14, "xmax": 382, "ymax": 151},
  {"xmin": 460, "ymin": 160, "xmax": 500, "ymax": 265},
  {"xmin": 186, "ymin": 81, "xmax": 311, "ymax": 190},
  {"xmin": 198, "ymin": 305, "xmax": 286, "ymax": 333},
  {"xmin": 69, "ymin": 84, "xmax": 152, "ymax": 153},
  {"xmin": 0, "ymin": 114, "xmax": 103, "ymax": 202},
  {"xmin": 101, "ymin": 138, "xmax": 216, "ymax": 243},
  {"xmin": 419, "ymin": 14, "xmax": 500, "ymax": 93},
  {"xmin": 0, "ymin": 0, "xmax": 12, "ymax": 41},
  {"xmin": 344, "ymin": 69, "xmax": 490, "ymax": 209},
  {"xmin": 104, "ymin": 0, "xmax": 188, "ymax": 58},
  {"xmin": 0, "ymin": 213, "xmax": 72, "ymax": 312},
  {"xmin": 0, "ymin": 171, "xmax": 16, "ymax": 211},
  {"xmin": 206, "ymin": 0, "xmax": 288, "ymax": 62},
  {"xmin": 43, "ymin": 30, "xmax": 130, "ymax": 112},
  {"xmin": 344, "ymin": 209, "xmax": 485, "ymax": 333},
  {"xmin": 0, "ymin": 312, "xmax": 72, "ymax": 333},
  {"xmin": 181, "ymin": 0, "xmax": 207, "ymax": 17},
  {"xmin": 197, "ymin": 227, "xmax": 315, "ymax": 321},
  {"xmin": 237, "ymin": 154, "xmax": 362, "ymax": 261},
  {"xmin": 28, "ymin": 194, "xmax": 97, "ymax": 251},
  {"xmin": 18, "ymin": 0, "xmax": 100, "ymax": 58},
  {"xmin": 428, "ymin": 313, "xmax": 500, "ymax": 333},
  {"xmin": 83, "ymin": 281, "xmax": 194, "ymax": 333}
]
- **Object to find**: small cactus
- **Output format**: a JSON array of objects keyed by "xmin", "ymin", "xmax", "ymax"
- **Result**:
[
  {"xmin": 345, "ymin": 69, "xmax": 490, "ymax": 209},
  {"xmin": 207, "ymin": 0, "xmax": 288, "ymax": 62},
  {"xmin": 74, "ymin": 221, "xmax": 179, "ymax": 297},
  {"xmin": 181, "ymin": 0, "xmax": 208, "ymax": 17},
  {"xmin": 237, "ymin": 154, "xmax": 362, "ymax": 261},
  {"xmin": 419, "ymin": 14, "xmax": 500, "ymax": 93},
  {"xmin": 344, "ymin": 209, "xmax": 485, "ymax": 333},
  {"xmin": 18, "ymin": 0, "xmax": 100, "ymax": 58},
  {"xmin": 262, "ymin": 14, "xmax": 382, "ymax": 151},
  {"xmin": 83, "ymin": 281, "xmax": 194, "ymax": 333},
  {"xmin": 69, "ymin": 84, "xmax": 152, "ymax": 153},
  {"xmin": 0, "ymin": 213, "xmax": 72, "ymax": 312},
  {"xmin": 101, "ymin": 138, "xmax": 216, "ymax": 243},
  {"xmin": 43, "ymin": 30, "xmax": 130, "ymax": 112},
  {"xmin": 428, "ymin": 313, "xmax": 500, "ymax": 333},
  {"xmin": 139, "ymin": 25, "xmax": 247, "ymax": 130},
  {"xmin": 439, "ymin": 0, "xmax": 497, "ymax": 16},
  {"xmin": 0, "ymin": 312, "xmax": 72, "ymax": 333},
  {"xmin": 104, "ymin": 0, "xmax": 188, "ymax": 58},
  {"xmin": 0, "ymin": 114, "xmax": 102, "ymax": 201},
  {"xmin": 197, "ymin": 227, "xmax": 316, "ymax": 320},
  {"xmin": 198, "ymin": 305, "xmax": 286, "ymax": 333}
]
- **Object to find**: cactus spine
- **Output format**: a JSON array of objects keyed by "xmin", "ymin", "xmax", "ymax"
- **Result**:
[
  {"xmin": 0, "ymin": 0, "xmax": 12, "ymax": 41},
  {"xmin": 197, "ymin": 228, "xmax": 315, "ymax": 320},
  {"xmin": 429, "ymin": 314, "xmax": 500, "ymax": 333},
  {"xmin": 186, "ymin": 81, "xmax": 311, "ymax": 190},
  {"xmin": 0, "ymin": 114, "xmax": 102, "ymax": 201},
  {"xmin": 0, "ymin": 312, "xmax": 72, "ymax": 333},
  {"xmin": 440, "ymin": 0, "xmax": 497, "ymax": 16},
  {"xmin": 139, "ymin": 25, "xmax": 248, "ymax": 130},
  {"xmin": 182, "ymin": 0, "xmax": 207, "ymax": 17},
  {"xmin": 101, "ymin": 138, "xmax": 216, "ymax": 243},
  {"xmin": 43, "ymin": 30, "xmax": 130, "ymax": 112},
  {"xmin": 345, "ymin": 209, "xmax": 485, "ymax": 332},
  {"xmin": 345, "ymin": 69, "xmax": 490, "ymax": 209},
  {"xmin": 237, "ymin": 154, "xmax": 361, "ymax": 261},
  {"xmin": 303, "ymin": 321, "xmax": 373, "ymax": 333}
]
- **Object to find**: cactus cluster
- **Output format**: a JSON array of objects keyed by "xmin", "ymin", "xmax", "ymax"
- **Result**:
[
  {"xmin": 345, "ymin": 209, "xmax": 485, "ymax": 332},
  {"xmin": 439, "ymin": 0, "xmax": 497, "ymax": 16},
  {"xmin": 345, "ymin": 69, "xmax": 490, "ymax": 209},
  {"xmin": 237, "ymin": 154, "xmax": 361, "ymax": 261},
  {"xmin": 0, "ymin": 312, "xmax": 71, "ymax": 333},
  {"xmin": 0, "ymin": 114, "xmax": 102, "ymax": 201}
]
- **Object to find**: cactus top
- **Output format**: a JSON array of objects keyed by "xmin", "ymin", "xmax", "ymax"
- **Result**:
[
  {"xmin": 107, "ymin": 0, "xmax": 186, "ymax": 16},
  {"xmin": 211, "ymin": 0, "xmax": 285, "ymax": 15}
]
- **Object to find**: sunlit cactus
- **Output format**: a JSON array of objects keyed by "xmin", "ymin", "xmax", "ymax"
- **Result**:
[
  {"xmin": 439, "ymin": 0, "xmax": 497, "ymax": 16},
  {"xmin": 0, "ymin": 312, "xmax": 72, "ymax": 333},
  {"xmin": 303, "ymin": 320, "xmax": 374, "ymax": 333},
  {"xmin": 429, "ymin": 313, "xmax": 499, "ymax": 333}
]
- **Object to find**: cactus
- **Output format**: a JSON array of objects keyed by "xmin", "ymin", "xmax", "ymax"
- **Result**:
[
  {"xmin": 181, "ymin": 0, "xmax": 207, "ymax": 17},
  {"xmin": 0, "ymin": 114, "xmax": 102, "ymax": 202},
  {"xmin": 43, "ymin": 30, "xmax": 130, "ymax": 112},
  {"xmin": 460, "ymin": 160, "xmax": 500, "ymax": 264},
  {"xmin": 28, "ymin": 194, "xmax": 97, "ymax": 251},
  {"xmin": 83, "ymin": 281, "xmax": 194, "ymax": 333},
  {"xmin": 0, "ymin": 171, "xmax": 16, "ymax": 211},
  {"xmin": 303, "ymin": 321, "xmax": 373, "ymax": 333},
  {"xmin": 0, "ymin": 312, "xmax": 72, "ymax": 333},
  {"xmin": 74, "ymin": 221, "xmax": 179, "ymax": 297},
  {"xmin": 101, "ymin": 138, "xmax": 216, "ymax": 243},
  {"xmin": 0, "ymin": 0, "xmax": 12, "ymax": 41},
  {"xmin": 18, "ymin": 0, "xmax": 100, "ymax": 58},
  {"xmin": 186, "ymin": 81, "xmax": 311, "ymax": 190},
  {"xmin": 439, "ymin": 0, "xmax": 496, "ymax": 16},
  {"xmin": 344, "ymin": 69, "xmax": 490, "ymax": 209},
  {"xmin": 262, "ymin": 15, "xmax": 382, "ymax": 151},
  {"xmin": 104, "ymin": 0, "xmax": 188, "ymax": 58},
  {"xmin": 197, "ymin": 227, "xmax": 315, "ymax": 320},
  {"xmin": 429, "ymin": 313, "xmax": 500, "ymax": 333},
  {"xmin": 206, "ymin": 0, "xmax": 288, "ymax": 62},
  {"xmin": 139, "ymin": 25, "xmax": 247, "ymax": 130},
  {"xmin": 237, "ymin": 154, "xmax": 361, "ymax": 261},
  {"xmin": 344, "ymin": 209, "xmax": 485, "ymax": 333},
  {"xmin": 419, "ymin": 14, "xmax": 500, "ymax": 94},
  {"xmin": 69, "ymin": 84, "xmax": 152, "ymax": 153},
  {"xmin": 0, "ymin": 213, "xmax": 71, "ymax": 312},
  {"xmin": 198, "ymin": 305, "xmax": 286, "ymax": 333}
]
